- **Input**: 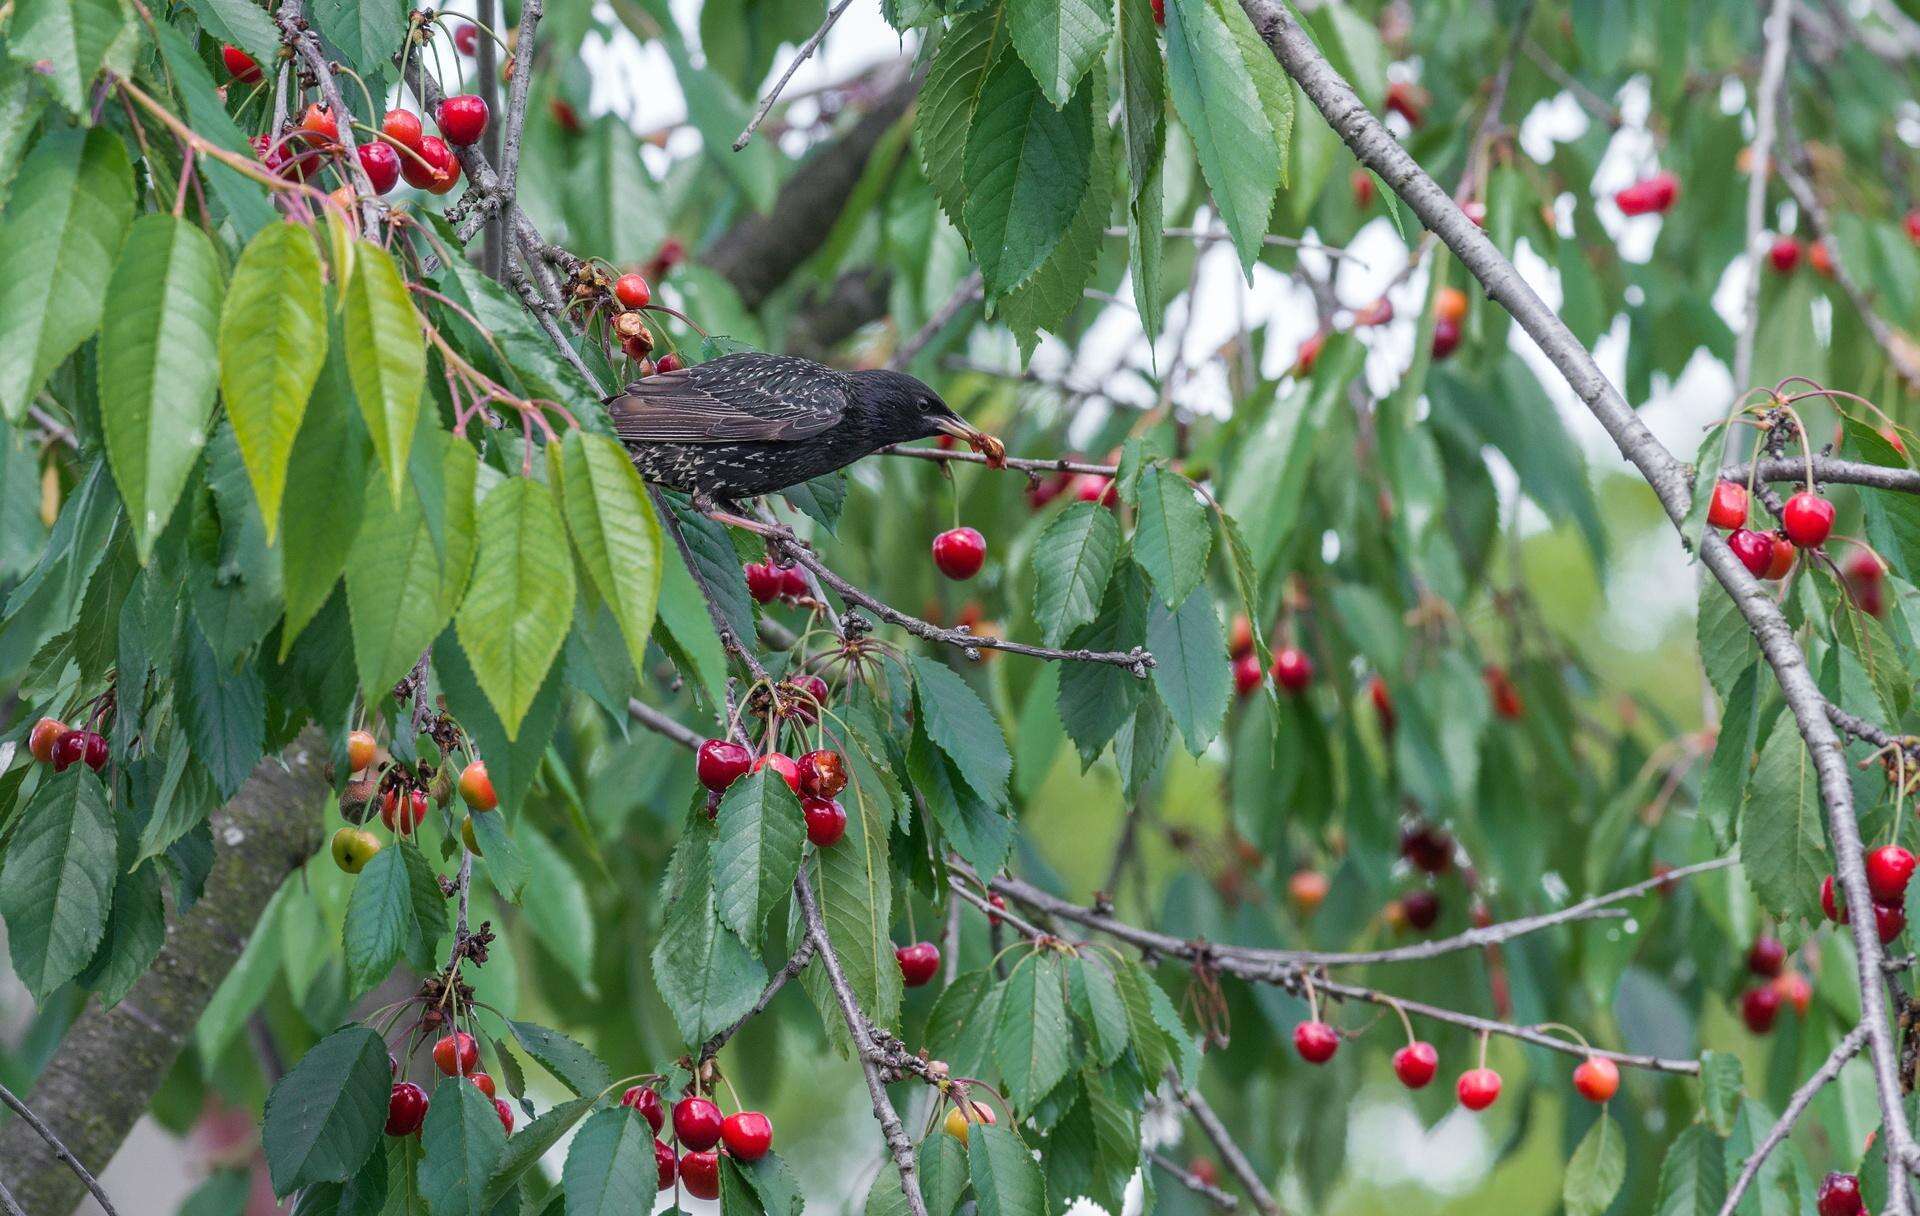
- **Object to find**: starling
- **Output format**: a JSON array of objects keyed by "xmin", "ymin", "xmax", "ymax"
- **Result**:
[{"xmin": 605, "ymin": 353, "xmax": 1003, "ymax": 510}]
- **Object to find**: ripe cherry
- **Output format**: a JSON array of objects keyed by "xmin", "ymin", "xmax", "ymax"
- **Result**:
[
  {"xmin": 1908, "ymin": 212, "xmax": 1920, "ymax": 247},
  {"xmin": 1572, "ymin": 1057, "xmax": 1619, "ymax": 1103},
  {"xmin": 401, "ymin": 135, "xmax": 457, "ymax": 191},
  {"xmin": 1385, "ymin": 81, "xmax": 1423, "ymax": 127},
  {"xmin": 1876, "ymin": 898, "xmax": 1907, "ymax": 944},
  {"xmin": 753, "ymin": 752, "xmax": 801, "ymax": 793},
  {"xmin": 1456, "ymin": 1068, "xmax": 1502, "ymax": 1110},
  {"xmin": 1727, "ymin": 528, "xmax": 1773, "ymax": 577},
  {"xmin": 1707, "ymin": 480, "xmax": 1748, "ymax": 530},
  {"xmin": 672, "ymin": 1095, "xmax": 724, "ymax": 1151},
  {"xmin": 654, "ymin": 1138, "xmax": 677, "ymax": 1189},
  {"xmin": 347, "ymin": 728, "xmax": 377, "ymax": 772},
  {"xmin": 744, "ymin": 561, "xmax": 784, "ymax": 603},
  {"xmin": 1741, "ymin": 984, "xmax": 1781, "ymax": 1034},
  {"xmin": 1271, "ymin": 647, "xmax": 1314, "ymax": 693},
  {"xmin": 1822, "ymin": 873, "xmax": 1850, "ymax": 924},
  {"xmin": 1401, "ymin": 889, "xmax": 1440, "ymax": 931},
  {"xmin": 358, "ymin": 142, "xmax": 401, "ymax": 195},
  {"xmin": 1232, "ymin": 653, "xmax": 1264, "ymax": 697},
  {"xmin": 493, "ymin": 1097, "xmax": 514, "ymax": 1134},
  {"xmin": 1774, "ymin": 970, "xmax": 1813, "ymax": 1017},
  {"xmin": 721, "ymin": 1111, "xmax": 773, "ymax": 1161},
  {"xmin": 437, "ymin": 95, "xmax": 490, "ymax": 146},
  {"xmin": 696, "ymin": 740, "xmax": 753, "ymax": 792},
  {"xmin": 1430, "ymin": 317, "xmax": 1462, "ymax": 360},
  {"xmin": 1293, "ymin": 332, "xmax": 1326, "ymax": 377},
  {"xmin": 1150, "ymin": 0, "xmax": 1164, "ymax": 24},
  {"xmin": 331, "ymin": 827, "xmax": 381, "ymax": 874},
  {"xmin": 1484, "ymin": 665, "xmax": 1523, "ymax": 719},
  {"xmin": 382, "ymin": 109, "xmax": 425, "ymax": 153},
  {"xmin": 1782, "ymin": 491, "xmax": 1836, "ymax": 547},
  {"xmin": 680, "ymin": 1150, "xmax": 720, "ymax": 1200},
  {"xmin": 221, "ymin": 44, "xmax": 264, "ymax": 83},
  {"xmin": 1288, "ymin": 869, "xmax": 1329, "ymax": 914},
  {"xmin": 1809, "ymin": 239, "xmax": 1835, "ymax": 277},
  {"xmin": 433, "ymin": 1031, "xmax": 479, "ymax": 1076},
  {"xmin": 1762, "ymin": 532, "xmax": 1795, "ymax": 579},
  {"xmin": 943, "ymin": 1102, "xmax": 996, "ymax": 1143},
  {"xmin": 1461, "ymin": 200, "xmax": 1488, "ymax": 227},
  {"xmin": 797, "ymin": 749, "xmax": 847, "ymax": 799},
  {"xmin": 932, "ymin": 527, "xmax": 988, "ymax": 580},
  {"xmin": 381, "ymin": 787, "xmax": 428, "ymax": 834},
  {"xmin": 1818, "ymin": 1171, "xmax": 1865, "ymax": 1216},
  {"xmin": 29, "ymin": 717, "xmax": 67, "ymax": 764},
  {"xmin": 779, "ymin": 564, "xmax": 808, "ymax": 599},
  {"xmin": 896, "ymin": 941, "xmax": 940, "ymax": 987},
  {"xmin": 298, "ymin": 104, "xmax": 339, "ymax": 147},
  {"xmin": 620, "ymin": 1085, "xmax": 666, "ymax": 1134},
  {"xmin": 1747, "ymin": 935, "xmax": 1786, "ymax": 977},
  {"xmin": 1615, "ymin": 171, "xmax": 1679, "ymax": 216},
  {"xmin": 1292, "ymin": 1020, "xmax": 1339, "ymax": 1064},
  {"xmin": 791, "ymin": 674, "xmax": 831, "ymax": 721},
  {"xmin": 1228, "ymin": 615, "xmax": 1254, "ymax": 659},
  {"xmin": 987, "ymin": 894, "xmax": 1008, "ymax": 925},
  {"xmin": 614, "ymin": 273, "xmax": 652, "ymax": 310},
  {"xmin": 657, "ymin": 352, "xmax": 685, "ymax": 374},
  {"xmin": 1435, "ymin": 287, "xmax": 1469, "ymax": 324},
  {"xmin": 1847, "ymin": 549, "xmax": 1886, "ymax": 585},
  {"xmin": 459, "ymin": 761, "xmax": 497, "ymax": 811},
  {"xmin": 468, "ymin": 1072, "xmax": 496, "ymax": 1098},
  {"xmin": 452, "ymin": 23, "xmax": 479, "ymax": 54},
  {"xmin": 1368, "ymin": 675, "xmax": 1396, "ymax": 734},
  {"xmin": 1351, "ymin": 168, "xmax": 1376, "ymax": 208},
  {"xmin": 1400, "ymin": 824, "xmax": 1452, "ymax": 874},
  {"xmin": 1353, "ymin": 297, "xmax": 1393, "ymax": 327},
  {"xmin": 385, "ymin": 1082, "xmax": 429, "ymax": 1135},
  {"xmin": 1870, "ymin": 845, "xmax": 1918, "ymax": 902},
  {"xmin": 1768, "ymin": 235, "xmax": 1802, "ymax": 273},
  {"xmin": 1392, "ymin": 1042, "xmax": 1438, "ymax": 1089},
  {"xmin": 803, "ymin": 797, "xmax": 847, "ymax": 847},
  {"xmin": 50, "ymin": 730, "xmax": 88, "ymax": 773}
]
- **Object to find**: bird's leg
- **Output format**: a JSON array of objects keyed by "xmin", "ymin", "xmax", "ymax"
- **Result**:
[{"xmin": 694, "ymin": 492, "xmax": 799, "ymax": 543}]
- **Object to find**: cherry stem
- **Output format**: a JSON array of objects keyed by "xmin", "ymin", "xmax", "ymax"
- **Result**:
[
  {"xmin": 1531, "ymin": 1021, "xmax": 1592, "ymax": 1053},
  {"xmin": 1477, "ymin": 1028, "xmax": 1490, "ymax": 1070},
  {"xmin": 1389, "ymin": 998, "xmax": 1416, "ymax": 1046}
]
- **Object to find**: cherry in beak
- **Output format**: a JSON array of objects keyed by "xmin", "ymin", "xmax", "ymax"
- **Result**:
[{"xmin": 933, "ymin": 415, "xmax": 1006, "ymax": 467}]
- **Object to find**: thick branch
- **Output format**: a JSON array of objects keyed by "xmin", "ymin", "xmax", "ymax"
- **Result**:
[{"xmin": 1717, "ymin": 1023, "xmax": 1869, "ymax": 1216}]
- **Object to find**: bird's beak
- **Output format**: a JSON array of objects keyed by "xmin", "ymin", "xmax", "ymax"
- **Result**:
[{"xmin": 933, "ymin": 415, "xmax": 1007, "ymax": 467}]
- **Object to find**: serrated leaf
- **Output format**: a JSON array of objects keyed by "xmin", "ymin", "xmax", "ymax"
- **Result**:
[
  {"xmin": 0, "ymin": 766, "xmax": 116, "ymax": 999},
  {"xmin": 0, "ymin": 128, "xmax": 133, "ymax": 420},
  {"xmin": 484, "ymin": 1095, "xmax": 594, "ymax": 1205},
  {"xmin": 1068, "ymin": 956, "xmax": 1130, "ymax": 1066},
  {"xmin": 997, "ymin": 952, "xmax": 1074, "ymax": 1111},
  {"xmin": 916, "ymin": 7, "xmax": 1013, "ymax": 236},
  {"xmin": 807, "ymin": 708, "xmax": 903, "ymax": 1034},
  {"xmin": 558, "ymin": 431, "xmax": 663, "ymax": 687},
  {"xmin": 1739, "ymin": 721, "xmax": 1827, "ymax": 927},
  {"xmin": 563, "ymin": 1107, "xmax": 661, "ymax": 1216},
  {"xmin": 220, "ymin": 222, "xmax": 328, "ymax": 538},
  {"xmin": 76, "ymin": 861, "xmax": 164, "ymax": 1007},
  {"xmin": 910, "ymin": 655, "xmax": 1012, "ymax": 807},
  {"xmin": 925, "ymin": 969, "xmax": 1003, "ymax": 1079},
  {"xmin": 418, "ymin": 1078, "xmax": 508, "ymax": 1216},
  {"xmin": 1032, "ymin": 502, "xmax": 1121, "ymax": 646},
  {"xmin": 714, "ymin": 769, "xmax": 806, "ymax": 946},
  {"xmin": 1007, "ymin": 0, "xmax": 1112, "ymax": 107},
  {"xmin": 1164, "ymin": 0, "xmax": 1280, "ymax": 275},
  {"xmin": 1564, "ymin": 1113, "xmax": 1625, "ymax": 1216},
  {"xmin": 280, "ymin": 334, "xmax": 371, "ymax": 653},
  {"xmin": 508, "ymin": 1020, "xmax": 610, "ymax": 1098},
  {"xmin": 181, "ymin": 619, "xmax": 266, "ymax": 798},
  {"xmin": 963, "ymin": 54, "xmax": 1093, "ymax": 297},
  {"xmin": 970, "ymin": 1125, "xmax": 1047, "ymax": 1216},
  {"xmin": 516, "ymin": 827, "xmax": 596, "ymax": 993},
  {"xmin": 101, "ymin": 214, "xmax": 225, "ymax": 559},
  {"xmin": 1146, "ymin": 588, "xmax": 1229, "ymax": 755},
  {"xmin": 342, "ymin": 240, "xmax": 425, "ymax": 502},
  {"xmin": 263, "ymin": 1026, "xmax": 391, "ymax": 1196},
  {"xmin": 1653, "ymin": 1124, "xmax": 1725, "ymax": 1216},
  {"xmin": 196, "ymin": 0, "xmax": 281, "ymax": 63},
  {"xmin": 312, "ymin": 0, "xmax": 407, "ymax": 80},
  {"xmin": 1116, "ymin": 0, "xmax": 1165, "ymax": 345},
  {"xmin": 1697, "ymin": 1050, "xmax": 1743, "ymax": 1136},
  {"xmin": 652, "ymin": 819, "xmax": 768, "ymax": 1045},
  {"xmin": 921, "ymin": 1133, "xmax": 969, "ymax": 1216},
  {"xmin": 9, "ymin": 0, "xmax": 127, "ymax": 113},
  {"xmin": 1057, "ymin": 566, "xmax": 1150, "ymax": 763},
  {"xmin": 1132, "ymin": 465, "xmax": 1211, "ymax": 607},
  {"xmin": 455, "ymin": 478, "xmax": 576, "ymax": 738},
  {"xmin": 341, "ymin": 842, "xmax": 441, "ymax": 994}
]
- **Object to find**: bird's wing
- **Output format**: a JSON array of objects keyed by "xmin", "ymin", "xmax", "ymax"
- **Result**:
[{"xmin": 604, "ymin": 353, "xmax": 847, "ymax": 444}]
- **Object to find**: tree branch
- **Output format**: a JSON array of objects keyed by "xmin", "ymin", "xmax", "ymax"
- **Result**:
[
  {"xmin": 733, "ymin": 0, "xmax": 855, "ymax": 151},
  {"xmin": 0, "ymin": 1084, "xmax": 119, "ymax": 1216},
  {"xmin": 1717, "ymin": 1022, "xmax": 1869, "ymax": 1216},
  {"xmin": 273, "ymin": 0, "xmax": 379, "ymax": 229},
  {"xmin": 699, "ymin": 939, "xmax": 815, "ymax": 1061},
  {"xmin": 1725, "ymin": 454, "xmax": 1920, "ymax": 495},
  {"xmin": 1148, "ymin": 1150, "xmax": 1239, "ymax": 1211},
  {"xmin": 1169, "ymin": 1074, "xmax": 1285, "ymax": 1216},
  {"xmin": 1734, "ymin": 0, "xmax": 1794, "ymax": 391}
]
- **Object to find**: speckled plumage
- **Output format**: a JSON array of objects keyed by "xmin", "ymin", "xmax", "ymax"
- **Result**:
[{"xmin": 605, "ymin": 353, "xmax": 979, "ymax": 499}]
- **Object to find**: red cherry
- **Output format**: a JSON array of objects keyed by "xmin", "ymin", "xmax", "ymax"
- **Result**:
[
  {"xmin": 1150, "ymin": 0, "xmax": 1164, "ymax": 24},
  {"xmin": 493, "ymin": 1097, "xmax": 514, "ymax": 1134},
  {"xmin": 1188, "ymin": 1158, "xmax": 1218, "ymax": 1187},
  {"xmin": 459, "ymin": 761, "xmax": 497, "ymax": 811},
  {"xmin": 1768, "ymin": 235, "xmax": 1802, "ymax": 274},
  {"xmin": 1368, "ymin": 675, "xmax": 1396, "ymax": 733},
  {"xmin": 1430, "ymin": 317, "xmax": 1462, "ymax": 359},
  {"xmin": 298, "ymin": 104, "xmax": 339, "ymax": 147},
  {"xmin": 1726, "ymin": 528, "xmax": 1773, "ymax": 577},
  {"xmin": 803, "ymin": 797, "xmax": 847, "ymax": 847},
  {"xmin": 1869, "ymin": 845, "xmax": 1918, "ymax": 903},
  {"xmin": 401, "ymin": 135, "xmax": 458, "ymax": 191},
  {"xmin": 1638, "ymin": 171, "xmax": 1679, "ymax": 214},
  {"xmin": 779, "ymin": 564, "xmax": 809, "ymax": 600},
  {"xmin": 1484, "ymin": 665, "xmax": 1523, "ymax": 719},
  {"xmin": 896, "ymin": 942, "xmax": 940, "ymax": 987},
  {"xmin": 437, "ymin": 95, "xmax": 490, "ymax": 147},
  {"xmin": 467, "ymin": 1072, "xmax": 496, "ymax": 1098},
  {"xmin": 932, "ymin": 527, "xmax": 988, "ymax": 580},
  {"xmin": 1456, "ymin": 1068, "xmax": 1502, "ymax": 1110},
  {"xmin": 788, "ymin": 675, "xmax": 830, "ymax": 724},
  {"xmin": 753, "ymin": 752, "xmax": 801, "ymax": 793},
  {"xmin": 77, "ymin": 731, "xmax": 108, "ymax": 772},
  {"xmin": 656, "ymin": 352, "xmax": 685, "ymax": 374},
  {"xmin": 1741, "ymin": 984, "xmax": 1781, "ymax": 1034},
  {"xmin": 1350, "ymin": 168, "xmax": 1376, "ymax": 208},
  {"xmin": 385, "ymin": 1082, "xmax": 429, "ymax": 1136},
  {"xmin": 1232, "ymin": 653, "xmax": 1264, "ymax": 697},
  {"xmin": 672, "ymin": 1096, "xmax": 724, "ymax": 1151},
  {"xmin": 1293, "ymin": 332, "xmax": 1326, "ymax": 377},
  {"xmin": 1385, "ymin": 81, "xmax": 1423, "ymax": 127},
  {"xmin": 1271, "ymin": 647, "xmax": 1314, "ymax": 693},
  {"xmin": 452, "ymin": 23, "xmax": 479, "ymax": 55},
  {"xmin": 1227, "ymin": 615, "xmax": 1254, "ymax": 659},
  {"xmin": 1818, "ymin": 1171, "xmax": 1865, "ymax": 1216},
  {"xmin": 1461, "ymin": 200, "xmax": 1487, "ymax": 227},
  {"xmin": 1572, "ymin": 1057, "xmax": 1620, "ymax": 1103},
  {"xmin": 1400, "ymin": 825, "xmax": 1452, "ymax": 874},
  {"xmin": 382, "ymin": 109, "xmax": 425, "ymax": 153},
  {"xmin": 1391, "ymin": 1042, "xmax": 1438, "ymax": 1088},
  {"xmin": 987, "ymin": 893, "xmax": 1008, "ymax": 925},
  {"xmin": 1074, "ymin": 474, "xmax": 1118, "ymax": 507},
  {"xmin": 1774, "ymin": 970, "xmax": 1813, "ymax": 1017},
  {"xmin": 1908, "ymin": 212, "xmax": 1920, "ymax": 247},
  {"xmin": 1706, "ymin": 480, "xmax": 1748, "ymax": 530},
  {"xmin": 721, "ymin": 1111, "xmax": 773, "ymax": 1161},
  {"xmin": 1401, "ymin": 889, "xmax": 1440, "ymax": 931},
  {"xmin": 382, "ymin": 787, "xmax": 428, "ymax": 834},
  {"xmin": 614, "ymin": 273, "xmax": 652, "ymax": 310},
  {"xmin": 654, "ymin": 1138, "xmax": 677, "ymax": 1189},
  {"xmin": 1782, "ymin": 491, "xmax": 1836, "ymax": 548},
  {"xmin": 1876, "ymin": 899, "xmax": 1907, "ymax": 944},
  {"xmin": 432, "ymin": 1031, "xmax": 479, "ymax": 1076},
  {"xmin": 1847, "ymin": 550, "xmax": 1886, "ymax": 585},
  {"xmin": 1884, "ymin": 424, "xmax": 1909, "ymax": 456},
  {"xmin": 680, "ymin": 1150, "xmax": 720, "ymax": 1200},
  {"xmin": 620, "ymin": 1085, "xmax": 666, "ymax": 1134},
  {"xmin": 796, "ymin": 749, "xmax": 847, "ymax": 800},
  {"xmin": 357, "ymin": 142, "xmax": 401, "ymax": 195},
  {"xmin": 1809, "ymin": 239, "xmax": 1835, "ymax": 276},
  {"xmin": 696, "ymin": 740, "xmax": 753, "ymax": 792},
  {"xmin": 1292, "ymin": 1020, "xmax": 1339, "ymax": 1064},
  {"xmin": 29, "ymin": 717, "xmax": 66, "ymax": 764},
  {"xmin": 50, "ymin": 730, "xmax": 86, "ymax": 773},
  {"xmin": 1746, "ymin": 935, "xmax": 1786, "ymax": 978},
  {"xmin": 1762, "ymin": 532, "xmax": 1796, "ymax": 580},
  {"xmin": 1353, "ymin": 297, "xmax": 1394, "ymax": 327},
  {"xmin": 745, "ymin": 562, "xmax": 784, "ymax": 603},
  {"xmin": 222, "ymin": 44, "xmax": 263, "ymax": 83},
  {"xmin": 1822, "ymin": 873, "xmax": 1850, "ymax": 923}
]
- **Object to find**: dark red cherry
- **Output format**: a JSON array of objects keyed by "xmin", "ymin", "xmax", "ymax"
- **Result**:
[
  {"xmin": 672, "ymin": 1095, "xmax": 723, "ymax": 1151},
  {"xmin": 802, "ymin": 797, "xmax": 846, "ymax": 848},
  {"xmin": 896, "ymin": 942, "xmax": 940, "ymax": 987},
  {"xmin": 1726, "ymin": 528, "xmax": 1773, "ymax": 577},
  {"xmin": 385, "ymin": 1082, "xmax": 429, "ymax": 1136},
  {"xmin": 620, "ymin": 1085, "xmax": 665, "ymax": 1134},
  {"xmin": 696, "ymin": 740, "xmax": 753, "ymax": 792},
  {"xmin": 1746, "ymin": 935, "xmax": 1786, "ymax": 978},
  {"xmin": 1392, "ymin": 1041, "xmax": 1438, "ymax": 1088},
  {"xmin": 1292, "ymin": 1020, "xmax": 1339, "ymax": 1064}
]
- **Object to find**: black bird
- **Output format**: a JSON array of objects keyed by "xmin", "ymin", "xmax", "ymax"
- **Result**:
[{"xmin": 605, "ymin": 353, "xmax": 1003, "ymax": 518}]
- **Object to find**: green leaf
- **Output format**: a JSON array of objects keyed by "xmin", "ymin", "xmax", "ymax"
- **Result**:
[
  {"xmin": 147, "ymin": 20, "xmax": 275, "ymax": 234},
  {"xmin": 341, "ymin": 841, "xmax": 442, "ymax": 994},
  {"xmin": 806, "ymin": 708, "xmax": 903, "ymax": 1034},
  {"xmin": 963, "ymin": 54, "xmax": 1094, "ymax": 297},
  {"xmin": 220, "ymin": 222, "xmax": 328, "ymax": 538},
  {"xmin": 969, "ymin": 1125, "xmax": 1047, "ymax": 1216},
  {"xmin": 455, "ymin": 478, "xmax": 576, "ymax": 738},
  {"xmin": 1680, "ymin": 423, "xmax": 1731, "ymax": 556},
  {"xmin": 1739, "ymin": 719, "xmax": 1827, "ymax": 927},
  {"xmin": 181, "ymin": 619, "xmax": 266, "ymax": 798},
  {"xmin": 99, "ymin": 214, "xmax": 225, "ymax": 559},
  {"xmin": 1146, "ymin": 588, "xmax": 1229, "ymax": 755},
  {"xmin": 508, "ymin": 1020, "xmax": 611, "ymax": 1098},
  {"xmin": 484, "ymin": 1096, "xmax": 595, "ymax": 1205},
  {"xmin": 1564, "ymin": 1113, "xmax": 1626, "ymax": 1216},
  {"xmin": 1131, "ymin": 465, "xmax": 1211, "ymax": 608},
  {"xmin": 1032, "ymin": 502, "xmax": 1121, "ymax": 646},
  {"xmin": 1057, "ymin": 566, "xmax": 1150, "ymax": 763},
  {"xmin": 196, "ymin": 0, "xmax": 281, "ymax": 64},
  {"xmin": 280, "ymin": 335, "xmax": 372, "ymax": 653},
  {"xmin": 996, "ymin": 952, "xmax": 1074, "ymax": 1111},
  {"xmin": 714, "ymin": 769, "xmax": 806, "ymax": 947},
  {"xmin": 1007, "ymin": 0, "xmax": 1112, "ymax": 107},
  {"xmin": 652, "ymin": 820, "xmax": 769, "ymax": 1046},
  {"xmin": 1653, "ymin": 1124, "xmax": 1725, "ymax": 1216},
  {"xmin": 418, "ymin": 1078, "xmax": 508, "ymax": 1216},
  {"xmin": 921, "ymin": 1133, "xmax": 970, "ymax": 1216},
  {"xmin": 917, "ymin": 6, "xmax": 1013, "ymax": 237},
  {"xmin": 909, "ymin": 715, "xmax": 1016, "ymax": 877},
  {"xmin": 76, "ymin": 862, "xmax": 165, "ymax": 1007},
  {"xmin": 562, "ymin": 1107, "xmax": 660, "ymax": 1216},
  {"xmin": 926, "ymin": 969, "xmax": 1002, "ymax": 1079},
  {"xmin": 910, "ymin": 655, "xmax": 1012, "ymax": 806},
  {"xmin": 0, "ymin": 766, "xmax": 116, "ymax": 999},
  {"xmin": 262, "ymin": 1026, "xmax": 392, "ymax": 1196},
  {"xmin": 1220, "ymin": 0, "xmax": 1292, "ymax": 188},
  {"xmin": 468, "ymin": 809, "xmax": 529, "ymax": 903},
  {"xmin": 558, "ymin": 431, "xmax": 663, "ymax": 687},
  {"xmin": 516, "ymin": 827, "xmax": 597, "ymax": 993},
  {"xmin": 1068, "ymin": 955, "xmax": 1130, "ymax": 1066},
  {"xmin": 9, "ymin": 0, "xmax": 127, "ymax": 113},
  {"xmin": 1164, "ymin": 0, "xmax": 1280, "ymax": 275},
  {"xmin": 312, "ymin": 0, "xmax": 407, "ymax": 80},
  {"xmin": 342, "ymin": 240, "xmax": 425, "ymax": 502},
  {"xmin": 1116, "ymin": 0, "xmax": 1165, "ymax": 345},
  {"xmin": 1697, "ymin": 1050, "xmax": 1744, "ymax": 1136}
]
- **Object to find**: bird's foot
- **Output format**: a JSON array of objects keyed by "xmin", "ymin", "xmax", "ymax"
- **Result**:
[{"xmin": 695, "ymin": 493, "xmax": 800, "ymax": 544}]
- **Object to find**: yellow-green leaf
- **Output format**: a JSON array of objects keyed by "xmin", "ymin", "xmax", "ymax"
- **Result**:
[
  {"xmin": 455, "ymin": 477, "xmax": 576, "ymax": 738},
  {"xmin": 557, "ymin": 431, "xmax": 663, "ymax": 686},
  {"xmin": 341, "ymin": 240, "xmax": 424, "ymax": 501}
]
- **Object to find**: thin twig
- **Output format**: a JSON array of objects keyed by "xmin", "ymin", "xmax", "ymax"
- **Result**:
[
  {"xmin": 700, "ymin": 939, "xmax": 815, "ymax": 1060},
  {"xmin": 874, "ymin": 445, "xmax": 1117, "ymax": 478},
  {"xmin": 0, "ymin": 1082, "xmax": 121, "ymax": 1216},
  {"xmin": 1734, "ymin": 0, "xmax": 1794, "ymax": 391},
  {"xmin": 1717, "ymin": 1023, "xmax": 1869, "ymax": 1216},
  {"xmin": 734, "ymin": 0, "xmax": 855, "ymax": 151},
  {"xmin": 1148, "ymin": 1150, "xmax": 1239, "ymax": 1211},
  {"xmin": 889, "ymin": 269, "xmax": 983, "ymax": 370},
  {"xmin": 628, "ymin": 697, "xmax": 704, "ymax": 749},
  {"xmin": 1169, "ymin": 1074, "xmax": 1285, "ymax": 1216},
  {"xmin": 1104, "ymin": 226, "xmax": 1361, "ymax": 265}
]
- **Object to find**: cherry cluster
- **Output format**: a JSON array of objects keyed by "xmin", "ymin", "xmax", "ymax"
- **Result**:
[
  {"xmin": 1705, "ymin": 478, "xmax": 1842, "ymax": 586},
  {"xmin": 1736, "ymin": 933, "xmax": 1813, "ymax": 1035},
  {"xmin": 697, "ymin": 728, "xmax": 849, "ymax": 849},
  {"xmin": 610, "ymin": 1088, "xmax": 775, "ymax": 1200},
  {"xmin": 1764, "ymin": 234, "xmax": 1836, "ymax": 278},
  {"xmin": 1813, "ymin": 843, "xmax": 1917, "ymax": 951},
  {"xmin": 330, "ymin": 728, "xmax": 499, "ymax": 876},
  {"xmin": 1023, "ymin": 466, "xmax": 1116, "ymax": 512},
  {"xmin": 1614, "ymin": 172, "xmax": 1680, "ymax": 217},
  {"xmin": 27, "ymin": 715, "xmax": 109, "ymax": 774},
  {"xmin": 385, "ymin": 1030, "xmax": 514, "ymax": 1138}
]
